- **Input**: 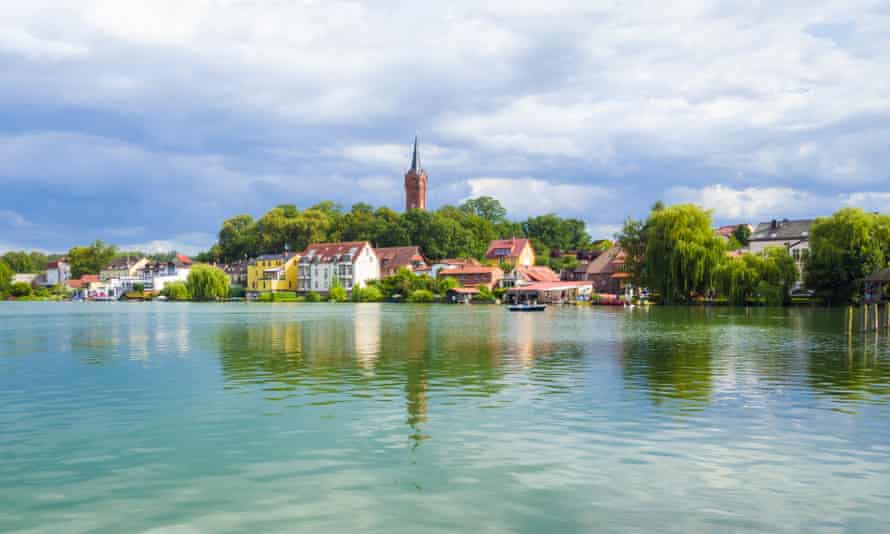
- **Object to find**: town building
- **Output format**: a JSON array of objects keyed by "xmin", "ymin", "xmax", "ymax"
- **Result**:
[
  {"xmin": 428, "ymin": 258, "xmax": 480, "ymax": 278},
  {"xmin": 375, "ymin": 246, "xmax": 428, "ymax": 277},
  {"xmin": 100, "ymin": 257, "xmax": 148, "ymax": 281},
  {"xmin": 247, "ymin": 253, "xmax": 299, "ymax": 293},
  {"xmin": 485, "ymin": 238, "xmax": 535, "ymax": 267},
  {"xmin": 562, "ymin": 245, "xmax": 629, "ymax": 295},
  {"xmin": 219, "ymin": 260, "xmax": 249, "ymax": 286},
  {"xmin": 499, "ymin": 265, "xmax": 561, "ymax": 288},
  {"xmin": 504, "ymin": 281, "xmax": 594, "ymax": 305},
  {"xmin": 298, "ymin": 242, "xmax": 379, "ymax": 294},
  {"xmin": 714, "ymin": 224, "xmax": 753, "ymax": 242},
  {"xmin": 749, "ymin": 219, "xmax": 813, "ymax": 286},
  {"xmin": 43, "ymin": 260, "xmax": 71, "ymax": 287},
  {"xmin": 139, "ymin": 254, "xmax": 193, "ymax": 292},
  {"xmin": 438, "ymin": 265, "xmax": 504, "ymax": 289},
  {"xmin": 404, "ymin": 136, "xmax": 427, "ymax": 211}
]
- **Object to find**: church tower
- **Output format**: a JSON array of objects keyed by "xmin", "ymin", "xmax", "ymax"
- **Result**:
[{"xmin": 404, "ymin": 136, "xmax": 427, "ymax": 211}]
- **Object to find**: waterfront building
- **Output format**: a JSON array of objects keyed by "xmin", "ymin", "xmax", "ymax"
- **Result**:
[
  {"xmin": 404, "ymin": 136, "xmax": 427, "ymax": 211},
  {"xmin": 563, "ymin": 245, "xmax": 629, "ymax": 296},
  {"xmin": 428, "ymin": 258, "xmax": 480, "ymax": 278},
  {"xmin": 298, "ymin": 241, "xmax": 379, "ymax": 294},
  {"xmin": 438, "ymin": 265, "xmax": 504, "ymax": 289},
  {"xmin": 247, "ymin": 253, "xmax": 299, "ymax": 293},
  {"xmin": 504, "ymin": 281, "xmax": 594, "ymax": 304},
  {"xmin": 219, "ymin": 260, "xmax": 249, "ymax": 286},
  {"xmin": 100, "ymin": 257, "xmax": 148, "ymax": 281},
  {"xmin": 499, "ymin": 265, "xmax": 561, "ymax": 288},
  {"xmin": 485, "ymin": 238, "xmax": 535, "ymax": 268},
  {"xmin": 43, "ymin": 260, "xmax": 71, "ymax": 287},
  {"xmin": 749, "ymin": 219, "xmax": 813, "ymax": 287},
  {"xmin": 375, "ymin": 246, "xmax": 428, "ymax": 278},
  {"xmin": 139, "ymin": 254, "xmax": 193, "ymax": 292}
]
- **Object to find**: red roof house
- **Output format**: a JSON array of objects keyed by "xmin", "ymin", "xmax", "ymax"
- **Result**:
[{"xmin": 485, "ymin": 238, "xmax": 535, "ymax": 267}]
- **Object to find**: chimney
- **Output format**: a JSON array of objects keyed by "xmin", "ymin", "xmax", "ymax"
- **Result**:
[{"xmin": 771, "ymin": 219, "xmax": 778, "ymax": 229}]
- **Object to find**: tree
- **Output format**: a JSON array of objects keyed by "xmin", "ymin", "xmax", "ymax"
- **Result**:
[
  {"xmin": 732, "ymin": 225, "xmax": 751, "ymax": 246},
  {"xmin": 306, "ymin": 291, "xmax": 321, "ymax": 302},
  {"xmin": 218, "ymin": 214, "xmax": 258, "ymax": 262},
  {"xmin": 186, "ymin": 264, "xmax": 229, "ymax": 301},
  {"xmin": 644, "ymin": 204, "xmax": 725, "ymax": 304},
  {"xmin": 9, "ymin": 282, "xmax": 33, "ymax": 297},
  {"xmin": 806, "ymin": 208, "xmax": 889, "ymax": 304},
  {"xmin": 715, "ymin": 247, "xmax": 797, "ymax": 305},
  {"xmin": 329, "ymin": 279, "xmax": 347, "ymax": 302},
  {"xmin": 2, "ymin": 250, "xmax": 46, "ymax": 273},
  {"xmin": 617, "ymin": 217, "xmax": 647, "ymax": 285},
  {"xmin": 68, "ymin": 240, "xmax": 118, "ymax": 278},
  {"xmin": 407, "ymin": 289, "xmax": 434, "ymax": 302},
  {"xmin": 459, "ymin": 196, "xmax": 508, "ymax": 224},
  {"xmin": 161, "ymin": 281, "xmax": 191, "ymax": 301},
  {"xmin": 0, "ymin": 261, "xmax": 13, "ymax": 296},
  {"xmin": 352, "ymin": 285, "xmax": 383, "ymax": 302}
]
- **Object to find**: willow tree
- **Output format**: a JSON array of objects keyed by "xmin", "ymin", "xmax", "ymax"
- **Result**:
[
  {"xmin": 644, "ymin": 204, "xmax": 725, "ymax": 304},
  {"xmin": 715, "ymin": 247, "xmax": 797, "ymax": 305},
  {"xmin": 186, "ymin": 264, "xmax": 229, "ymax": 301}
]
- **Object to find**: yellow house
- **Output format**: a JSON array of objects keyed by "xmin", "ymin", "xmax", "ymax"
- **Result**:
[{"xmin": 247, "ymin": 253, "xmax": 300, "ymax": 293}]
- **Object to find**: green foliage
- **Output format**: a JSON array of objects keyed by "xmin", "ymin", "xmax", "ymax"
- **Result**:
[
  {"xmin": 186, "ymin": 264, "xmax": 230, "ymax": 301},
  {"xmin": 732, "ymin": 225, "xmax": 752, "ymax": 246},
  {"xmin": 367, "ymin": 267, "xmax": 455, "ymax": 300},
  {"xmin": 407, "ymin": 289, "xmax": 435, "ymax": 302},
  {"xmin": 351, "ymin": 285, "xmax": 384, "ymax": 302},
  {"xmin": 0, "ymin": 261, "xmax": 12, "ymax": 296},
  {"xmin": 133, "ymin": 282, "xmax": 145, "ymax": 293},
  {"xmin": 806, "ymin": 208, "xmax": 890, "ymax": 304},
  {"xmin": 715, "ymin": 247, "xmax": 797, "ymax": 305},
  {"xmin": 9, "ymin": 281, "xmax": 32, "ymax": 297},
  {"xmin": 617, "ymin": 217, "xmax": 647, "ymax": 284},
  {"xmin": 228, "ymin": 285, "xmax": 245, "ymax": 298},
  {"xmin": 161, "ymin": 281, "xmax": 191, "ymax": 301},
  {"xmin": 473, "ymin": 285, "xmax": 495, "ymax": 303},
  {"xmin": 329, "ymin": 279, "xmax": 347, "ymax": 302},
  {"xmin": 1, "ymin": 250, "xmax": 48, "ymax": 273},
  {"xmin": 306, "ymin": 291, "xmax": 321, "ymax": 302},
  {"xmin": 68, "ymin": 240, "xmax": 118, "ymax": 279},
  {"xmin": 643, "ymin": 204, "xmax": 726, "ymax": 304},
  {"xmin": 459, "ymin": 196, "xmax": 508, "ymax": 224},
  {"xmin": 522, "ymin": 214, "xmax": 591, "ymax": 257}
]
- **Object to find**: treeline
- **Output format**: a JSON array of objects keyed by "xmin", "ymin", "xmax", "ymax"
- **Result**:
[
  {"xmin": 619, "ymin": 204, "xmax": 890, "ymax": 305},
  {"xmin": 195, "ymin": 197, "xmax": 595, "ymax": 267},
  {"xmin": 1, "ymin": 243, "xmax": 180, "ymax": 279}
]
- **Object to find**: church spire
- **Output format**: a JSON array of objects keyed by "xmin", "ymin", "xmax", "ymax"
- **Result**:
[{"xmin": 410, "ymin": 135, "xmax": 420, "ymax": 171}]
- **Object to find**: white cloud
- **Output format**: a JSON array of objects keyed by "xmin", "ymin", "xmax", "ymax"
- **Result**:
[
  {"xmin": 123, "ymin": 232, "xmax": 215, "ymax": 256},
  {"xmin": 464, "ymin": 177, "xmax": 612, "ymax": 218},
  {"xmin": 587, "ymin": 224, "xmax": 622, "ymax": 241},
  {"xmin": 0, "ymin": 209, "xmax": 32, "ymax": 228}
]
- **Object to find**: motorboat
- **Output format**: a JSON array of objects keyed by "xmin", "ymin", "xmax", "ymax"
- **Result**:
[{"xmin": 507, "ymin": 302, "xmax": 546, "ymax": 312}]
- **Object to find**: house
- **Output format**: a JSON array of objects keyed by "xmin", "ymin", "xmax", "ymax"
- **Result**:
[
  {"xmin": 429, "ymin": 258, "xmax": 480, "ymax": 278},
  {"xmin": 374, "ymin": 246, "xmax": 428, "ymax": 277},
  {"xmin": 438, "ymin": 265, "xmax": 504, "ymax": 289},
  {"xmin": 865, "ymin": 268, "xmax": 890, "ymax": 304},
  {"xmin": 100, "ymin": 257, "xmax": 148, "ymax": 281},
  {"xmin": 139, "ymin": 254, "xmax": 193, "ymax": 292},
  {"xmin": 504, "ymin": 281, "xmax": 594, "ymax": 304},
  {"xmin": 485, "ymin": 238, "xmax": 535, "ymax": 267},
  {"xmin": 446, "ymin": 287, "xmax": 479, "ymax": 304},
  {"xmin": 247, "ymin": 253, "xmax": 299, "ymax": 294},
  {"xmin": 499, "ymin": 265, "xmax": 561, "ymax": 288},
  {"xmin": 219, "ymin": 260, "xmax": 249, "ymax": 286},
  {"xmin": 298, "ymin": 241, "xmax": 379, "ymax": 294},
  {"xmin": 714, "ymin": 224, "xmax": 753, "ymax": 241},
  {"xmin": 563, "ymin": 245, "xmax": 629, "ymax": 295},
  {"xmin": 43, "ymin": 260, "xmax": 71, "ymax": 287},
  {"xmin": 749, "ymin": 219, "xmax": 813, "ymax": 287}
]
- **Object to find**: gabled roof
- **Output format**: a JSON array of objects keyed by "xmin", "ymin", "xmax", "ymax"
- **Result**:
[
  {"xmin": 437, "ymin": 258, "xmax": 480, "ymax": 266},
  {"xmin": 439, "ymin": 265, "xmax": 504, "ymax": 277},
  {"xmin": 80, "ymin": 274, "xmax": 100, "ymax": 284},
  {"xmin": 750, "ymin": 219, "xmax": 813, "ymax": 242},
  {"xmin": 375, "ymin": 246, "xmax": 426, "ymax": 270},
  {"xmin": 579, "ymin": 245, "xmax": 625, "ymax": 275},
  {"xmin": 301, "ymin": 242, "xmax": 370, "ymax": 264},
  {"xmin": 515, "ymin": 265, "xmax": 560, "ymax": 282},
  {"xmin": 45, "ymin": 260, "xmax": 67, "ymax": 269},
  {"xmin": 174, "ymin": 254, "xmax": 193, "ymax": 266},
  {"xmin": 485, "ymin": 238, "xmax": 532, "ymax": 260},
  {"xmin": 105, "ymin": 257, "xmax": 146, "ymax": 270}
]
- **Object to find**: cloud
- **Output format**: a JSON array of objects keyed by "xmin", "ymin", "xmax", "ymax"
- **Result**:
[
  {"xmin": 122, "ymin": 233, "xmax": 216, "ymax": 256},
  {"xmin": 464, "ymin": 177, "xmax": 612, "ymax": 218}
]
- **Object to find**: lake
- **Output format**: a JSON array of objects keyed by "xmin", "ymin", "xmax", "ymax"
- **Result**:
[{"xmin": 1, "ymin": 302, "xmax": 889, "ymax": 532}]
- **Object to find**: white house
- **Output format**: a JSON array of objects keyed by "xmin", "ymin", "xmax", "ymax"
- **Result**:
[
  {"xmin": 139, "ymin": 254, "xmax": 193, "ymax": 292},
  {"xmin": 43, "ymin": 260, "xmax": 71, "ymax": 287},
  {"xmin": 748, "ymin": 219, "xmax": 813, "ymax": 288},
  {"xmin": 298, "ymin": 241, "xmax": 379, "ymax": 294}
]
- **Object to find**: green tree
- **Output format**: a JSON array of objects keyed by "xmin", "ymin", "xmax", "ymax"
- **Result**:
[
  {"xmin": 218, "ymin": 214, "xmax": 258, "ymax": 262},
  {"xmin": 186, "ymin": 264, "xmax": 230, "ymax": 301},
  {"xmin": 68, "ymin": 240, "xmax": 118, "ymax": 278},
  {"xmin": 306, "ymin": 291, "xmax": 321, "ymax": 302},
  {"xmin": 329, "ymin": 279, "xmax": 347, "ymax": 302},
  {"xmin": 644, "ymin": 204, "xmax": 725, "ymax": 304},
  {"xmin": 407, "ymin": 289, "xmax": 434, "ymax": 302},
  {"xmin": 9, "ymin": 282, "xmax": 33, "ymax": 297},
  {"xmin": 0, "ymin": 261, "xmax": 12, "ymax": 296},
  {"xmin": 161, "ymin": 281, "xmax": 191, "ymax": 301},
  {"xmin": 2, "ymin": 250, "xmax": 45, "ymax": 273},
  {"xmin": 459, "ymin": 196, "xmax": 508, "ymax": 224},
  {"xmin": 617, "ymin": 217, "xmax": 648, "ymax": 286},
  {"xmin": 806, "ymin": 208, "xmax": 889, "ymax": 304},
  {"xmin": 732, "ymin": 225, "xmax": 752, "ymax": 246}
]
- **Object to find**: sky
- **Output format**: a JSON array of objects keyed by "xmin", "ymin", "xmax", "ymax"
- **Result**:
[{"xmin": 1, "ymin": 1, "xmax": 889, "ymax": 254}]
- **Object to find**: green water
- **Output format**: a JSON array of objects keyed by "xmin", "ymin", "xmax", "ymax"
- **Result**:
[{"xmin": 1, "ymin": 303, "xmax": 889, "ymax": 533}]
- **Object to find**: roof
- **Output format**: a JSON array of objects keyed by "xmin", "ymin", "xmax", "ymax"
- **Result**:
[
  {"xmin": 409, "ymin": 135, "xmax": 421, "ymax": 172},
  {"xmin": 66, "ymin": 279, "xmax": 83, "ymax": 289},
  {"xmin": 174, "ymin": 254, "xmax": 193, "ymax": 266},
  {"xmin": 105, "ymin": 257, "xmax": 146, "ymax": 270},
  {"xmin": 448, "ymin": 287, "xmax": 479, "ymax": 294},
  {"xmin": 437, "ymin": 258, "xmax": 480, "ymax": 266},
  {"xmin": 80, "ymin": 274, "xmax": 100, "ymax": 283},
  {"xmin": 301, "ymin": 242, "xmax": 370, "ymax": 264},
  {"xmin": 515, "ymin": 265, "xmax": 560, "ymax": 283},
  {"xmin": 578, "ymin": 245, "xmax": 625, "ymax": 275},
  {"xmin": 750, "ymin": 219, "xmax": 813, "ymax": 242},
  {"xmin": 253, "ymin": 252, "xmax": 298, "ymax": 263},
  {"xmin": 45, "ymin": 260, "xmax": 66, "ymax": 269},
  {"xmin": 440, "ymin": 266, "xmax": 503, "ymax": 276},
  {"xmin": 485, "ymin": 238, "xmax": 532, "ymax": 260},
  {"xmin": 507, "ymin": 281, "xmax": 593, "ymax": 292},
  {"xmin": 866, "ymin": 268, "xmax": 890, "ymax": 282},
  {"xmin": 375, "ymin": 246, "xmax": 425, "ymax": 271}
]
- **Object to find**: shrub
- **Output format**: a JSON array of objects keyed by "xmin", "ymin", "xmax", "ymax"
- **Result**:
[
  {"xmin": 9, "ymin": 282, "xmax": 33, "ymax": 297},
  {"xmin": 161, "ymin": 281, "xmax": 191, "ymax": 301},
  {"xmin": 186, "ymin": 264, "xmax": 230, "ymax": 301},
  {"xmin": 329, "ymin": 279, "xmax": 347, "ymax": 302},
  {"xmin": 352, "ymin": 285, "xmax": 384, "ymax": 302},
  {"xmin": 228, "ymin": 285, "xmax": 245, "ymax": 298},
  {"xmin": 133, "ymin": 283, "xmax": 145, "ymax": 293},
  {"xmin": 407, "ymin": 289, "xmax": 434, "ymax": 303},
  {"xmin": 306, "ymin": 291, "xmax": 321, "ymax": 302}
]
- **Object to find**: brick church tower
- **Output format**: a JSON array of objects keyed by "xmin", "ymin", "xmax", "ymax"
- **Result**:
[{"xmin": 404, "ymin": 136, "xmax": 427, "ymax": 211}]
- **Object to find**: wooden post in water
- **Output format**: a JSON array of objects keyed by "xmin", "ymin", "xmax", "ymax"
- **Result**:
[
  {"xmin": 847, "ymin": 305, "xmax": 854, "ymax": 336},
  {"xmin": 874, "ymin": 303, "xmax": 880, "ymax": 332},
  {"xmin": 862, "ymin": 304, "xmax": 868, "ymax": 333}
]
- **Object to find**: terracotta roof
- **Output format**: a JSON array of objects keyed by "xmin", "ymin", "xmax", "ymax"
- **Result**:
[
  {"xmin": 440, "ymin": 266, "xmax": 503, "ymax": 276},
  {"xmin": 301, "ymin": 242, "xmax": 370, "ymax": 264},
  {"xmin": 448, "ymin": 287, "xmax": 479, "ymax": 294},
  {"xmin": 375, "ymin": 246, "xmax": 426, "ymax": 273},
  {"xmin": 507, "ymin": 281, "xmax": 593, "ymax": 292},
  {"xmin": 174, "ymin": 254, "xmax": 193, "ymax": 266},
  {"xmin": 80, "ymin": 274, "xmax": 100, "ymax": 283},
  {"xmin": 66, "ymin": 279, "xmax": 83, "ymax": 289},
  {"xmin": 515, "ymin": 265, "xmax": 560, "ymax": 283},
  {"xmin": 437, "ymin": 258, "xmax": 480, "ymax": 266},
  {"xmin": 486, "ymin": 238, "xmax": 532, "ymax": 260},
  {"xmin": 578, "ymin": 245, "xmax": 625, "ymax": 275}
]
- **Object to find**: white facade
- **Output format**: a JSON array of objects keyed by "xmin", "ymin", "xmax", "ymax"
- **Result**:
[
  {"xmin": 298, "ymin": 242, "xmax": 379, "ymax": 293},
  {"xmin": 44, "ymin": 262, "xmax": 71, "ymax": 286},
  {"xmin": 141, "ymin": 269, "xmax": 190, "ymax": 292}
]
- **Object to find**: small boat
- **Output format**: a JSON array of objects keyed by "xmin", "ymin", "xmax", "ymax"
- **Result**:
[{"xmin": 508, "ymin": 303, "xmax": 546, "ymax": 312}]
